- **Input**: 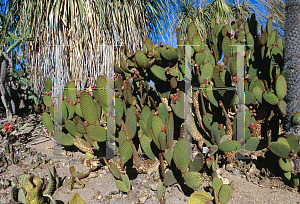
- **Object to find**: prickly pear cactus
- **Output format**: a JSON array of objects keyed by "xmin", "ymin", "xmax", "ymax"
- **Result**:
[{"xmin": 41, "ymin": 13, "xmax": 296, "ymax": 203}]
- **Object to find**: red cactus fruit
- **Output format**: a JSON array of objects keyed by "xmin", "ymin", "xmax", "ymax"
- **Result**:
[
  {"xmin": 230, "ymin": 33, "xmax": 233, "ymax": 37},
  {"xmin": 161, "ymin": 125, "xmax": 166, "ymax": 132},
  {"xmin": 76, "ymin": 99, "xmax": 80, "ymax": 103},
  {"xmin": 177, "ymin": 88, "xmax": 180, "ymax": 94},
  {"xmin": 209, "ymin": 148, "xmax": 213, "ymax": 154},
  {"xmin": 46, "ymin": 130, "xmax": 49, "ymax": 134},
  {"xmin": 135, "ymin": 71, "xmax": 139, "ymax": 75},
  {"xmin": 84, "ymin": 121, "xmax": 89, "ymax": 127},
  {"xmin": 115, "ymin": 92, "xmax": 120, "ymax": 97},
  {"xmin": 48, "ymin": 91, "xmax": 52, "ymax": 96},
  {"xmin": 232, "ymin": 76, "xmax": 237, "ymax": 83},
  {"xmin": 170, "ymin": 94, "xmax": 175, "ymax": 99},
  {"xmin": 52, "ymin": 102, "xmax": 55, "ymax": 106},
  {"xmin": 135, "ymin": 109, "xmax": 139, "ymax": 115},
  {"xmin": 173, "ymin": 99, "xmax": 177, "ymax": 103},
  {"xmin": 8, "ymin": 125, "xmax": 12, "ymax": 129},
  {"xmin": 67, "ymin": 97, "xmax": 70, "ymax": 102},
  {"xmin": 8, "ymin": 128, "xmax": 12, "ymax": 133},
  {"xmin": 249, "ymin": 123, "xmax": 255, "ymax": 129},
  {"xmin": 4, "ymin": 126, "xmax": 8, "ymax": 131},
  {"xmin": 70, "ymin": 103, "xmax": 75, "ymax": 106},
  {"xmin": 206, "ymin": 158, "xmax": 211, "ymax": 164},
  {"xmin": 204, "ymin": 78, "xmax": 208, "ymax": 85},
  {"xmin": 134, "ymin": 74, "xmax": 137, "ymax": 78},
  {"xmin": 176, "ymin": 94, "xmax": 179, "ymax": 100},
  {"xmin": 5, "ymin": 122, "xmax": 10, "ymax": 126},
  {"xmin": 218, "ymin": 124, "xmax": 223, "ymax": 130}
]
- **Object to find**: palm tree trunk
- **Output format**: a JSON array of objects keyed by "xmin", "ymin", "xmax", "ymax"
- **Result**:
[{"xmin": 284, "ymin": 0, "xmax": 300, "ymax": 133}]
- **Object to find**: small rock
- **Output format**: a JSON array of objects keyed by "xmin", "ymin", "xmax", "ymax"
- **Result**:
[
  {"xmin": 97, "ymin": 194, "xmax": 103, "ymax": 200},
  {"xmin": 249, "ymin": 164, "xmax": 260, "ymax": 175},
  {"xmin": 221, "ymin": 178, "xmax": 230, "ymax": 185},
  {"xmin": 139, "ymin": 195, "xmax": 148, "ymax": 203},
  {"xmin": 149, "ymin": 183, "xmax": 157, "ymax": 191},
  {"xmin": 232, "ymin": 169, "xmax": 239, "ymax": 176}
]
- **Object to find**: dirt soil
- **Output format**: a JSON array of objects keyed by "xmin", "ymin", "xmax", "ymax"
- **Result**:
[{"xmin": 0, "ymin": 114, "xmax": 300, "ymax": 204}]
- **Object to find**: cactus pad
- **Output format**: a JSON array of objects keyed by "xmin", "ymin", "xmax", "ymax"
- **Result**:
[
  {"xmin": 135, "ymin": 51, "xmax": 150, "ymax": 68},
  {"xmin": 218, "ymin": 184, "xmax": 231, "ymax": 204},
  {"xmin": 161, "ymin": 45, "xmax": 178, "ymax": 61},
  {"xmin": 157, "ymin": 179, "xmax": 166, "ymax": 201},
  {"xmin": 42, "ymin": 112, "xmax": 54, "ymax": 132},
  {"xmin": 125, "ymin": 106, "xmax": 137, "ymax": 139},
  {"xmin": 80, "ymin": 92, "xmax": 98, "ymax": 125},
  {"xmin": 140, "ymin": 135, "xmax": 156, "ymax": 161},
  {"xmin": 54, "ymin": 132, "xmax": 74, "ymax": 146},
  {"xmin": 150, "ymin": 65, "xmax": 167, "ymax": 81},
  {"xmin": 43, "ymin": 95, "xmax": 52, "ymax": 107},
  {"xmin": 184, "ymin": 172, "xmax": 203, "ymax": 189},
  {"xmin": 263, "ymin": 91, "xmax": 278, "ymax": 105},
  {"xmin": 188, "ymin": 189, "xmax": 214, "ymax": 204},
  {"xmin": 165, "ymin": 170, "xmax": 177, "ymax": 186},
  {"xmin": 173, "ymin": 138, "xmax": 190, "ymax": 172},
  {"xmin": 269, "ymin": 142, "xmax": 291, "ymax": 159},
  {"xmin": 275, "ymin": 75, "xmax": 286, "ymax": 101},
  {"xmin": 109, "ymin": 161, "xmax": 121, "ymax": 179},
  {"xmin": 120, "ymin": 140, "xmax": 133, "ymax": 164},
  {"xmin": 86, "ymin": 124, "xmax": 107, "ymax": 142},
  {"xmin": 96, "ymin": 75, "xmax": 108, "ymax": 110},
  {"xmin": 45, "ymin": 79, "xmax": 52, "ymax": 93},
  {"xmin": 69, "ymin": 193, "xmax": 85, "ymax": 204}
]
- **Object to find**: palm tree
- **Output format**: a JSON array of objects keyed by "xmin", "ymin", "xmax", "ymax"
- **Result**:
[
  {"xmin": 283, "ymin": 0, "xmax": 300, "ymax": 134},
  {"xmin": 170, "ymin": 0, "xmax": 211, "ymax": 40},
  {"xmin": 257, "ymin": 0, "xmax": 284, "ymax": 35},
  {"xmin": 171, "ymin": 0, "xmax": 258, "ymax": 42},
  {"xmin": 229, "ymin": 0, "xmax": 262, "ymax": 22},
  {"xmin": 10, "ymin": 0, "xmax": 172, "ymax": 105}
]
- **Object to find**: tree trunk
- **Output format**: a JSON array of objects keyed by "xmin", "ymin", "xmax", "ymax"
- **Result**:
[{"xmin": 284, "ymin": 0, "xmax": 300, "ymax": 134}]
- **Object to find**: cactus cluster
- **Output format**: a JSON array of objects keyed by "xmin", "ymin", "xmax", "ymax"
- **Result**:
[
  {"xmin": 42, "ymin": 78, "xmax": 108, "ymax": 159},
  {"xmin": 10, "ymin": 167, "xmax": 60, "ymax": 204},
  {"xmin": 41, "ymin": 13, "xmax": 300, "ymax": 203}
]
